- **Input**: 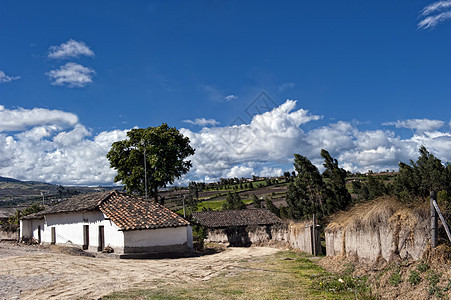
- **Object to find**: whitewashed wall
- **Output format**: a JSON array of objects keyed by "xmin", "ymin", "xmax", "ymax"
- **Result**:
[
  {"xmin": 123, "ymin": 226, "xmax": 191, "ymax": 253},
  {"xmin": 21, "ymin": 211, "xmax": 193, "ymax": 255}
]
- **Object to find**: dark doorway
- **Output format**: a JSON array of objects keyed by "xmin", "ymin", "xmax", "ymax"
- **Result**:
[
  {"xmin": 98, "ymin": 226, "xmax": 104, "ymax": 251},
  {"xmin": 51, "ymin": 227, "xmax": 56, "ymax": 245},
  {"xmin": 37, "ymin": 225, "xmax": 41, "ymax": 243},
  {"xmin": 83, "ymin": 225, "xmax": 89, "ymax": 250}
]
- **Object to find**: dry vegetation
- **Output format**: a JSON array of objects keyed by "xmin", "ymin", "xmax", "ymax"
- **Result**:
[{"xmin": 326, "ymin": 196, "xmax": 429, "ymax": 232}]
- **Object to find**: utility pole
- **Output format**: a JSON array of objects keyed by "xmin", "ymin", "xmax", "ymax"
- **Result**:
[
  {"xmin": 431, "ymin": 191, "xmax": 438, "ymax": 248},
  {"xmin": 182, "ymin": 195, "xmax": 186, "ymax": 218}
]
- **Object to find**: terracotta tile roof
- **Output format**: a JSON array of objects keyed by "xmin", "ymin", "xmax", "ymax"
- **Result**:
[
  {"xmin": 24, "ymin": 191, "xmax": 189, "ymax": 230},
  {"xmin": 192, "ymin": 209, "xmax": 282, "ymax": 228},
  {"xmin": 32, "ymin": 192, "xmax": 111, "ymax": 217},
  {"xmin": 99, "ymin": 191, "xmax": 189, "ymax": 230}
]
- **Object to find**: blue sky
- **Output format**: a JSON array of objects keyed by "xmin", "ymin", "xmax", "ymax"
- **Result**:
[{"xmin": 1, "ymin": 1, "xmax": 451, "ymax": 185}]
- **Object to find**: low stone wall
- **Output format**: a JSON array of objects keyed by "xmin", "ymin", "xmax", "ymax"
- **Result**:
[
  {"xmin": 205, "ymin": 221, "xmax": 320, "ymax": 254},
  {"xmin": 325, "ymin": 197, "xmax": 430, "ymax": 262},
  {"xmin": 0, "ymin": 230, "xmax": 19, "ymax": 241}
]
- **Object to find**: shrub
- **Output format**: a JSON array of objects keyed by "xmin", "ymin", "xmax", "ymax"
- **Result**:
[
  {"xmin": 389, "ymin": 267, "xmax": 402, "ymax": 287},
  {"xmin": 408, "ymin": 270, "xmax": 421, "ymax": 286},
  {"xmin": 416, "ymin": 261, "xmax": 430, "ymax": 273}
]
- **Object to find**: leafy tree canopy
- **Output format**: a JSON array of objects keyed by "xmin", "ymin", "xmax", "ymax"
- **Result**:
[{"xmin": 107, "ymin": 124, "xmax": 195, "ymax": 202}]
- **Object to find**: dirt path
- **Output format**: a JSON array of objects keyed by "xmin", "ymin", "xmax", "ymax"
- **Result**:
[{"xmin": 0, "ymin": 244, "xmax": 279, "ymax": 299}]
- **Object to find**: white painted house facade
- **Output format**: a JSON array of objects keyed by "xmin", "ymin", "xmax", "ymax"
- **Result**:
[{"xmin": 20, "ymin": 191, "xmax": 193, "ymax": 257}]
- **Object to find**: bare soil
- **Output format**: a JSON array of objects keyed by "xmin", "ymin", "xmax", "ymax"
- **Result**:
[{"xmin": 0, "ymin": 242, "xmax": 279, "ymax": 300}]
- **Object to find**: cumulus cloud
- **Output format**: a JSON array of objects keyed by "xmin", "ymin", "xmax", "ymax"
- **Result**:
[
  {"xmin": 0, "ymin": 106, "xmax": 78, "ymax": 132},
  {"xmin": 180, "ymin": 100, "xmax": 322, "ymax": 181},
  {"xmin": 1, "ymin": 102, "xmax": 450, "ymax": 186},
  {"xmin": 182, "ymin": 118, "xmax": 220, "ymax": 126},
  {"xmin": 0, "ymin": 107, "xmax": 128, "ymax": 185},
  {"xmin": 383, "ymin": 118, "xmax": 444, "ymax": 132},
  {"xmin": 180, "ymin": 101, "xmax": 451, "ymax": 182},
  {"xmin": 227, "ymin": 165, "xmax": 254, "ymax": 178},
  {"xmin": 418, "ymin": 1, "xmax": 451, "ymax": 29},
  {"xmin": 47, "ymin": 62, "xmax": 95, "ymax": 87},
  {"xmin": 0, "ymin": 71, "xmax": 20, "ymax": 83},
  {"xmin": 48, "ymin": 39, "xmax": 95, "ymax": 59}
]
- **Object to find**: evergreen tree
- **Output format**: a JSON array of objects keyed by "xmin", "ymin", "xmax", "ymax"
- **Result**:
[
  {"xmin": 222, "ymin": 192, "xmax": 246, "ymax": 210},
  {"xmin": 395, "ymin": 146, "xmax": 450, "ymax": 202},
  {"xmin": 252, "ymin": 194, "xmax": 261, "ymax": 208},
  {"xmin": 265, "ymin": 198, "xmax": 280, "ymax": 217},
  {"xmin": 285, "ymin": 154, "xmax": 324, "ymax": 219},
  {"xmin": 321, "ymin": 149, "xmax": 351, "ymax": 213}
]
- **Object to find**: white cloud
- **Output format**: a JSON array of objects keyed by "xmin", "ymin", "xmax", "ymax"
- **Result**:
[
  {"xmin": 47, "ymin": 62, "xmax": 95, "ymax": 87},
  {"xmin": 227, "ymin": 165, "xmax": 254, "ymax": 178},
  {"xmin": 418, "ymin": 1, "xmax": 451, "ymax": 29},
  {"xmin": 421, "ymin": 0, "xmax": 451, "ymax": 16},
  {"xmin": 182, "ymin": 118, "xmax": 220, "ymax": 126},
  {"xmin": 48, "ymin": 39, "xmax": 94, "ymax": 59},
  {"xmin": 278, "ymin": 82, "xmax": 295, "ymax": 91},
  {"xmin": 202, "ymin": 85, "xmax": 237, "ymax": 102},
  {"xmin": 0, "ymin": 107, "xmax": 128, "ymax": 185},
  {"xmin": 0, "ymin": 106, "xmax": 78, "ymax": 132},
  {"xmin": 224, "ymin": 95, "xmax": 237, "ymax": 102},
  {"xmin": 180, "ymin": 100, "xmax": 322, "ymax": 181},
  {"xmin": 258, "ymin": 167, "xmax": 283, "ymax": 177},
  {"xmin": 0, "ymin": 71, "xmax": 20, "ymax": 83},
  {"xmin": 383, "ymin": 119, "xmax": 444, "ymax": 132},
  {"xmin": 1, "ymin": 102, "xmax": 450, "ymax": 186}
]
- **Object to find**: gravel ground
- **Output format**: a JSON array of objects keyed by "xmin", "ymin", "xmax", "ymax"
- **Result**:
[{"xmin": 0, "ymin": 241, "xmax": 279, "ymax": 299}]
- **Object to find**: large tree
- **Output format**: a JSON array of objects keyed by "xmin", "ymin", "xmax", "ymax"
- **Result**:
[
  {"xmin": 321, "ymin": 149, "xmax": 351, "ymax": 214},
  {"xmin": 285, "ymin": 150, "xmax": 351, "ymax": 219},
  {"xmin": 396, "ymin": 146, "xmax": 450, "ymax": 201},
  {"xmin": 107, "ymin": 124, "xmax": 195, "ymax": 202},
  {"xmin": 286, "ymin": 154, "xmax": 324, "ymax": 219}
]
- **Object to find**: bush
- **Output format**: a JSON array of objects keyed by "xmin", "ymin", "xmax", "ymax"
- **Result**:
[
  {"xmin": 389, "ymin": 267, "xmax": 402, "ymax": 287},
  {"xmin": 408, "ymin": 270, "xmax": 421, "ymax": 286}
]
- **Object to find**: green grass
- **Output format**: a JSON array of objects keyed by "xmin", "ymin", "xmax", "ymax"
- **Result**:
[{"xmin": 104, "ymin": 251, "xmax": 374, "ymax": 300}]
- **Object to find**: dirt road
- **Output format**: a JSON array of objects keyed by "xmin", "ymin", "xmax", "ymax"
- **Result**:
[{"xmin": 0, "ymin": 243, "xmax": 279, "ymax": 299}]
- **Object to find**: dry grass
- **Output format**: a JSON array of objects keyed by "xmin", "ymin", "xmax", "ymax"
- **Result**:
[{"xmin": 325, "ymin": 196, "xmax": 429, "ymax": 233}]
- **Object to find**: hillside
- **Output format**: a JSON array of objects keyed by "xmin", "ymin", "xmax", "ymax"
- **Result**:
[{"xmin": 0, "ymin": 176, "xmax": 119, "ymax": 207}]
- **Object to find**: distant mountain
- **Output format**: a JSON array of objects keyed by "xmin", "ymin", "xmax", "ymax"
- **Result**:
[
  {"xmin": 0, "ymin": 176, "xmax": 120, "ymax": 206},
  {"xmin": 0, "ymin": 176, "xmax": 22, "ymax": 183}
]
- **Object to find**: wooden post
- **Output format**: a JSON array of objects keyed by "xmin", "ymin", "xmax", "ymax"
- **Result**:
[
  {"xmin": 431, "ymin": 191, "xmax": 438, "ymax": 248},
  {"xmin": 312, "ymin": 214, "xmax": 317, "ymax": 256}
]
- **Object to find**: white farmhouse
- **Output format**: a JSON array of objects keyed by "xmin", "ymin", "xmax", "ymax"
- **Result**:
[{"xmin": 20, "ymin": 191, "xmax": 193, "ymax": 258}]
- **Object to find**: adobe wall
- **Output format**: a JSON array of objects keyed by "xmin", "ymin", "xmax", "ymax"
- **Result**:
[
  {"xmin": 0, "ymin": 230, "xmax": 18, "ymax": 241},
  {"xmin": 205, "ymin": 221, "xmax": 320, "ymax": 254},
  {"xmin": 325, "ymin": 198, "xmax": 430, "ymax": 262}
]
